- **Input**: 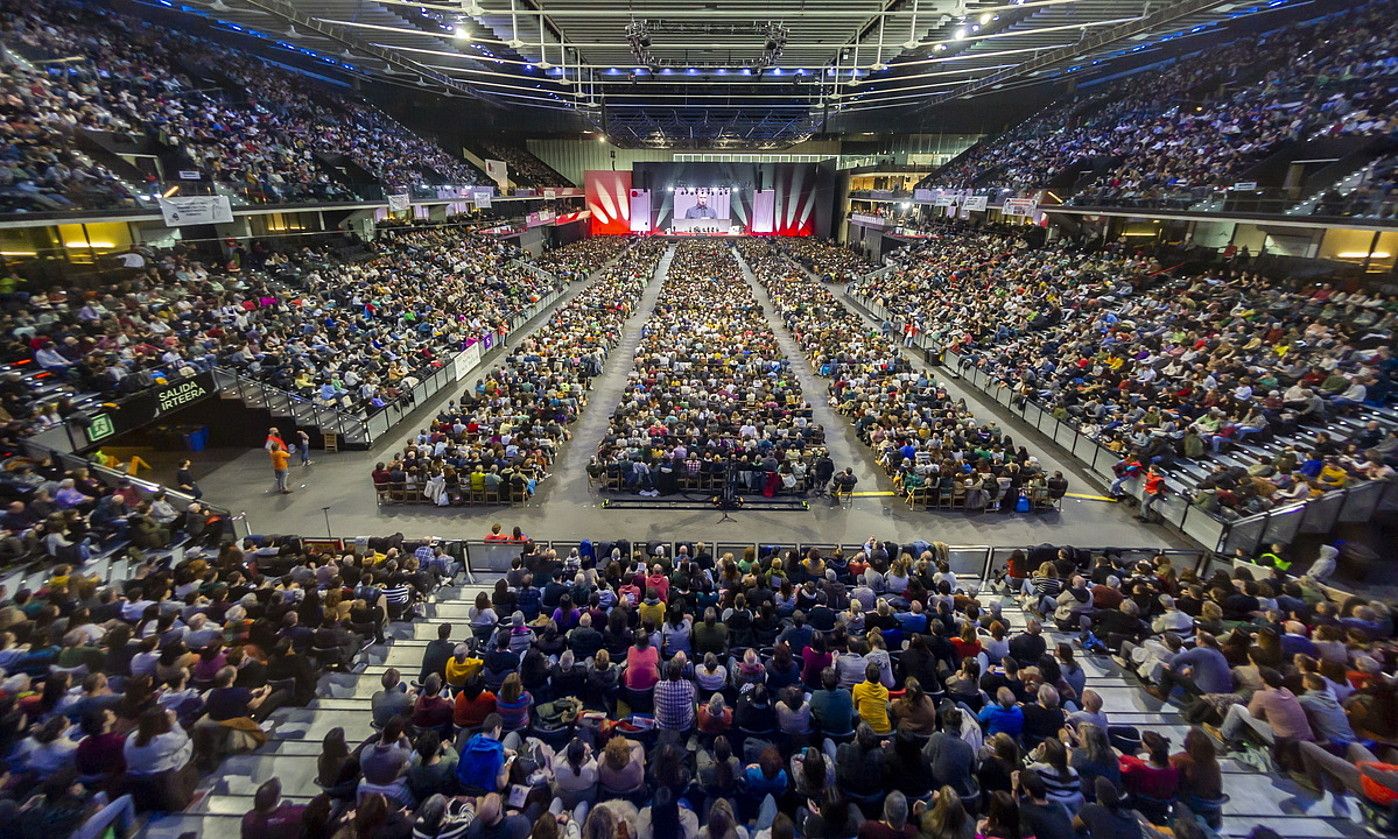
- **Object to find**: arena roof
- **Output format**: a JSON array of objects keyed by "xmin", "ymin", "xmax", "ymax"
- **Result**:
[{"xmin": 156, "ymin": 0, "xmax": 1338, "ymax": 146}]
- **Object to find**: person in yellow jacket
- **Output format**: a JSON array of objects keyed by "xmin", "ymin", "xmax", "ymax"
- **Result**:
[{"xmin": 851, "ymin": 662, "xmax": 892, "ymax": 734}]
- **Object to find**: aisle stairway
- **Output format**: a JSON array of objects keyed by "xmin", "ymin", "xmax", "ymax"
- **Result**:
[{"xmin": 138, "ymin": 584, "xmax": 492, "ymax": 839}]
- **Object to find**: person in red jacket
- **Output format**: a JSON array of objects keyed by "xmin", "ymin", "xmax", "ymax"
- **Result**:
[{"xmin": 1138, "ymin": 466, "xmax": 1167, "ymax": 522}]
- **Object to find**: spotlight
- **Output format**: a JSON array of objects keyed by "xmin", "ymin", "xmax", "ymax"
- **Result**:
[
  {"xmin": 980, "ymin": 12, "xmax": 993, "ymax": 24},
  {"xmin": 954, "ymin": 27, "xmax": 967, "ymax": 39},
  {"xmin": 454, "ymin": 26, "xmax": 470, "ymax": 40},
  {"xmin": 597, "ymin": 135, "xmax": 607, "ymax": 143}
]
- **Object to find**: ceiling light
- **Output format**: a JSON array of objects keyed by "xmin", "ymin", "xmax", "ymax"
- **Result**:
[
  {"xmin": 980, "ymin": 12, "xmax": 993, "ymax": 24},
  {"xmin": 453, "ymin": 26, "xmax": 470, "ymax": 40},
  {"xmin": 597, "ymin": 135, "xmax": 607, "ymax": 143},
  {"xmin": 954, "ymin": 27, "xmax": 967, "ymax": 39}
]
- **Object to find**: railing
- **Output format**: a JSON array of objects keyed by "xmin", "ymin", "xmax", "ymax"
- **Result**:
[
  {"xmin": 0, "ymin": 437, "xmax": 236, "ymax": 593},
  {"xmin": 936, "ymin": 344, "xmax": 1398, "ymax": 554},
  {"xmin": 210, "ymin": 284, "xmax": 567, "ymax": 448},
  {"xmin": 1213, "ymin": 478, "xmax": 1398, "ymax": 557}
]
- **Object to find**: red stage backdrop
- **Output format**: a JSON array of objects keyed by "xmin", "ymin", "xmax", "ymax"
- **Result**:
[{"xmin": 585, "ymin": 170, "xmax": 633, "ymax": 235}]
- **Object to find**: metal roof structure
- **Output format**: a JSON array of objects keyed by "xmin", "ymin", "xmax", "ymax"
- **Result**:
[{"xmin": 151, "ymin": 0, "xmax": 1339, "ymax": 146}]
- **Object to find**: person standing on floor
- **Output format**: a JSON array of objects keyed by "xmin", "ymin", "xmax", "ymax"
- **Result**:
[
  {"xmin": 297, "ymin": 430, "xmax": 313, "ymax": 466},
  {"xmin": 270, "ymin": 444, "xmax": 292, "ymax": 494}
]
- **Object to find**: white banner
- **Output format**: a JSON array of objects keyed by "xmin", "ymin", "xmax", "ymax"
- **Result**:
[
  {"xmin": 157, "ymin": 195, "xmax": 233, "ymax": 226},
  {"xmin": 543, "ymin": 188, "xmax": 557, "ymax": 200},
  {"xmin": 913, "ymin": 188, "xmax": 934, "ymax": 202},
  {"xmin": 484, "ymin": 159, "xmax": 508, "ymax": 191},
  {"xmin": 1002, "ymin": 197, "xmax": 1037, "ymax": 217},
  {"xmin": 628, "ymin": 189, "xmax": 652, "ymax": 233},
  {"xmin": 933, "ymin": 196, "xmax": 953, "ymax": 207},
  {"xmin": 472, "ymin": 187, "xmax": 493, "ymax": 209},
  {"xmin": 452, "ymin": 342, "xmax": 483, "ymax": 380},
  {"xmin": 387, "ymin": 193, "xmax": 411, "ymax": 212},
  {"xmin": 963, "ymin": 195, "xmax": 988, "ymax": 212},
  {"xmin": 751, "ymin": 189, "xmax": 776, "ymax": 234}
]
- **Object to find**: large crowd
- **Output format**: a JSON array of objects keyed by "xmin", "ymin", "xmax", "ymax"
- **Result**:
[
  {"xmin": 741, "ymin": 239, "xmax": 1068, "ymax": 511},
  {"xmin": 0, "ymin": 521, "xmax": 1383, "ymax": 839},
  {"xmin": 852, "ymin": 226, "xmax": 1397, "ymax": 519},
  {"xmin": 479, "ymin": 144, "xmax": 571, "ymax": 190},
  {"xmin": 0, "ymin": 225, "xmax": 567, "ymax": 432},
  {"xmin": 0, "ymin": 0, "xmax": 488, "ymax": 213},
  {"xmin": 777, "ymin": 240, "xmax": 877, "ymax": 285},
  {"xmin": 594, "ymin": 241, "xmax": 832, "ymax": 497},
  {"xmin": 922, "ymin": 3, "xmax": 1397, "ymax": 207},
  {"xmin": 372, "ymin": 240, "xmax": 669, "ymax": 505}
]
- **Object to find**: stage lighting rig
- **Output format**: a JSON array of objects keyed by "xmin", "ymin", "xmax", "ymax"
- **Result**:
[{"xmin": 625, "ymin": 20, "xmax": 790, "ymax": 71}]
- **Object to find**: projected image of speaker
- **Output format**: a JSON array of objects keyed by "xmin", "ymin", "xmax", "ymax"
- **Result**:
[{"xmin": 673, "ymin": 188, "xmax": 731, "ymax": 232}]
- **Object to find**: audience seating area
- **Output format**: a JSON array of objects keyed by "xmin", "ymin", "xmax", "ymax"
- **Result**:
[
  {"xmin": 593, "ymin": 240, "xmax": 834, "ymax": 498},
  {"xmin": 2, "ymin": 524, "xmax": 1388, "ymax": 839},
  {"xmin": 0, "ymin": 0, "xmax": 487, "ymax": 214},
  {"xmin": 371, "ymin": 239, "xmax": 669, "ymax": 507},
  {"xmin": 478, "ymin": 143, "xmax": 572, "ymax": 190},
  {"xmin": 919, "ymin": 3, "xmax": 1397, "ymax": 213},
  {"xmin": 0, "ymin": 224, "xmax": 577, "ymax": 438},
  {"xmin": 850, "ymin": 225, "xmax": 1398, "ymax": 522},
  {"xmin": 741, "ymin": 239, "xmax": 1072, "ymax": 514}
]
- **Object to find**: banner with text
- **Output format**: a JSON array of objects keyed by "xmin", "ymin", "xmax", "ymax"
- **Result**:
[
  {"xmin": 472, "ymin": 188, "xmax": 493, "ymax": 209},
  {"xmin": 157, "ymin": 195, "xmax": 233, "ymax": 226},
  {"xmin": 387, "ymin": 193, "xmax": 411, "ymax": 213},
  {"xmin": 452, "ymin": 342, "xmax": 483, "ymax": 381},
  {"xmin": 963, "ymin": 195, "xmax": 988, "ymax": 212},
  {"xmin": 1002, "ymin": 198, "xmax": 1037, "ymax": 217}
]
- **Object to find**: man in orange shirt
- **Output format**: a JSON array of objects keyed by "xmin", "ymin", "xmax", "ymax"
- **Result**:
[
  {"xmin": 1137, "ymin": 466, "xmax": 1166, "ymax": 522},
  {"xmin": 270, "ymin": 445, "xmax": 292, "ymax": 494}
]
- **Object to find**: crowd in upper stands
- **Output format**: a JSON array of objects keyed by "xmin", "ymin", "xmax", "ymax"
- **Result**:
[
  {"xmin": 0, "ymin": 224, "xmax": 571, "ymax": 433},
  {"xmin": 923, "ymin": 3, "xmax": 1397, "ymax": 208},
  {"xmin": 372, "ymin": 240, "xmax": 668, "ymax": 505},
  {"xmin": 0, "ymin": 0, "xmax": 488, "ymax": 213},
  {"xmin": 851, "ymin": 224, "xmax": 1397, "ymax": 519},
  {"xmin": 479, "ymin": 144, "xmax": 571, "ymax": 190},
  {"xmin": 595, "ymin": 240, "xmax": 832, "ymax": 497},
  {"xmin": 741, "ymin": 239, "xmax": 1069, "ymax": 512}
]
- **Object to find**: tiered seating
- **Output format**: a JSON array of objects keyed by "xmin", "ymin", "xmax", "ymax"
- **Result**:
[
  {"xmin": 373, "ymin": 239, "xmax": 668, "ymax": 506},
  {"xmin": 0, "ymin": 447, "xmax": 225, "ymax": 570},
  {"xmin": 479, "ymin": 142, "xmax": 572, "ymax": 189},
  {"xmin": 740, "ymin": 239, "xmax": 1068, "ymax": 512},
  {"xmin": 34, "ymin": 536, "xmax": 1376, "ymax": 839},
  {"xmin": 920, "ymin": 3, "xmax": 1398, "ymax": 207},
  {"xmin": 851, "ymin": 226, "xmax": 1397, "ymax": 520},
  {"xmin": 0, "ymin": 225, "xmax": 557, "ymax": 432},
  {"xmin": 0, "ymin": 0, "xmax": 485, "ymax": 212},
  {"xmin": 595, "ymin": 240, "xmax": 829, "ymax": 496}
]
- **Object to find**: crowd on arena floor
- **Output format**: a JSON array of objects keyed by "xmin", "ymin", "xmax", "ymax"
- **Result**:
[
  {"xmin": 0, "ymin": 224, "xmax": 568, "ymax": 431},
  {"xmin": 594, "ymin": 241, "xmax": 835, "ymax": 498},
  {"xmin": 852, "ymin": 225, "xmax": 1397, "ymax": 519},
  {"xmin": 922, "ymin": 3, "xmax": 1397, "ymax": 206},
  {"xmin": 372, "ymin": 240, "xmax": 668, "ymax": 506},
  {"xmin": 531, "ymin": 238, "xmax": 634, "ymax": 283},
  {"xmin": 740, "ymin": 240, "xmax": 1070, "ymax": 512},
  {"xmin": 777, "ymin": 240, "xmax": 878, "ymax": 285},
  {"xmin": 0, "ymin": 0, "xmax": 486, "ymax": 213}
]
